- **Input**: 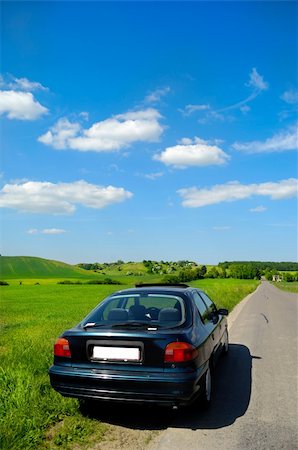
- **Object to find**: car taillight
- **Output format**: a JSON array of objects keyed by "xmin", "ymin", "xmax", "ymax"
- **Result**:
[
  {"xmin": 164, "ymin": 342, "xmax": 198, "ymax": 363},
  {"xmin": 54, "ymin": 338, "xmax": 71, "ymax": 358}
]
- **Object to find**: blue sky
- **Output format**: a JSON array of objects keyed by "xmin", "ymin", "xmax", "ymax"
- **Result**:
[{"xmin": 0, "ymin": 1, "xmax": 297, "ymax": 264}]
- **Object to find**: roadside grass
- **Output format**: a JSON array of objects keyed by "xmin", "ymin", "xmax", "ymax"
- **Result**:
[
  {"xmin": 272, "ymin": 281, "xmax": 298, "ymax": 294},
  {"xmin": 0, "ymin": 279, "xmax": 259, "ymax": 449},
  {"xmin": 0, "ymin": 285, "xmax": 115, "ymax": 450},
  {"xmin": 1, "ymin": 274, "xmax": 163, "ymax": 287},
  {"xmin": 189, "ymin": 278, "xmax": 260, "ymax": 311}
]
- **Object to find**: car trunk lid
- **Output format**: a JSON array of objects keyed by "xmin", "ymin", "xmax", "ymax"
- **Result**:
[{"xmin": 64, "ymin": 328, "xmax": 189, "ymax": 370}]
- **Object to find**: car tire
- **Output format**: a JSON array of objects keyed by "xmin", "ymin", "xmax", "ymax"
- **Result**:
[
  {"xmin": 201, "ymin": 363, "xmax": 212, "ymax": 408},
  {"xmin": 223, "ymin": 329, "xmax": 229, "ymax": 356}
]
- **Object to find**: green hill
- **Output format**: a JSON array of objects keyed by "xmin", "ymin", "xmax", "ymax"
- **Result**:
[{"xmin": 0, "ymin": 256, "xmax": 95, "ymax": 279}]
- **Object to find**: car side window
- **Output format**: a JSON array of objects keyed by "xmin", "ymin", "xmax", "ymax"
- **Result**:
[
  {"xmin": 199, "ymin": 292, "xmax": 217, "ymax": 314},
  {"xmin": 192, "ymin": 291, "xmax": 209, "ymax": 324}
]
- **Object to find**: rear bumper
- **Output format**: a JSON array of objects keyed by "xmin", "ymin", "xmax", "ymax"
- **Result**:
[{"xmin": 49, "ymin": 364, "xmax": 207, "ymax": 407}]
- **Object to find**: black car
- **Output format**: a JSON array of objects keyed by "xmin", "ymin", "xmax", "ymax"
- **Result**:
[{"xmin": 49, "ymin": 284, "xmax": 228, "ymax": 408}]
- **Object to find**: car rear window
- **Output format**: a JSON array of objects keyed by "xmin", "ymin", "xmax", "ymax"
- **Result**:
[{"xmin": 81, "ymin": 293, "xmax": 186, "ymax": 328}]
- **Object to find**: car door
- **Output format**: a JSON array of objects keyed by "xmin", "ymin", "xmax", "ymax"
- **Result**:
[
  {"xmin": 191, "ymin": 290, "xmax": 219, "ymax": 362},
  {"xmin": 197, "ymin": 291, "xmax": 223, "ymax": 361}
]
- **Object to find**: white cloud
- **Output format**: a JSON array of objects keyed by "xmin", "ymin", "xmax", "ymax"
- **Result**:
[
  {"xmin": 39, "ymin": 108, "xmax": 164, "ymax": 152},
  {"xmin": 217, "ymin": 68, "xmax": 268, "ymax": 114},
  {"xmin": 9, "ymin": 77, "xmax": 48, "ymax": 92},
  {"xmin": 181, "ymin": 68, "xmax": 268, "ymax": 123},
  {"xmin": 212, "ymin": 226, "xmax": 231, "ymax": 231},
  {"xmin": 280, "ymin": 89, "xmax": 298, "ymax": 105},
  {"xmin": 247, "ymin": 67, "xmax": 268, "ymax": 91},
  {"xmin": 42, "ymin": 228, "xmax": 66, "ymax": 234},
  {"xmin": 178, "ymin": 104, "xmax": 210, "ymax": 116},
  {"xmin": 178, "ymin": 137, "xmax": 193, "ymax": 145},
  {"xmin": 0, "ymin": 180, "xmax": 133, "ymax": 214},
  {"xmin": 79, "ymin": 111, "xmax": 89, "ymax": 121},
  {"xmin": 135, "ymin": 171, "xmax": 164, "ymax": 180},
  {"xmin": 144, "ymin": 86, "xmax": 170, "ymax": 103},
  {"xmin": 178, "ymin": 178, "xmax": 298, "ymax": 208},
  {"xmin": 144, "ymin": 172, "xmax": 164, "ymax": 180},
  {"xmin": 27, "ymin": 228, "xmax": 66, "ymax": 234},
  {"xmin": 0, "ymin": 74, "xmax": 48, "ymax": 91},
  {"xmin": 250, "ymin": 205, "xmax": 267, "ymax": 213},
  {"xmin": 232, "ymin": 124, "xmax": 297, "ymax": 153},
  {"xmin": 39, "ymin": 118, "xmax": 81, "ymax": 149},
  {"xmin": 0, "ymin": 90, "xmax": 48, "ymax": 120},
  {"xmin": 0, "ymin": 75, "xmax": 48, "ymax": 120},
  {"xmin": 154, "ymin": 137, "xmax": 229, "ymax": 168}
]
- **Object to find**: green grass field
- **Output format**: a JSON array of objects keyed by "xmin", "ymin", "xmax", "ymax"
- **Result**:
[
  {"xmin": 0, "ymin": 256, "xmax": 96, "ymax": 280},
  {"xmin": 0, "ymin": 257, "xmax": 169, "ymax": 286},
  {"xmin": 0, "ymin": 278, "xmax": 259, "ymax": 450},
  {"xmin": 273, "ymin": 281, "xmax": 298, "ymax": 294}
]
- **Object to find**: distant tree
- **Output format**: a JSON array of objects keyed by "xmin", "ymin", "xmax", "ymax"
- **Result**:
[
  {"xmin": 201, "ymin": 265, "xmax": 207, "ymax": 276},
  {"xmin": 192, "ymin": 265, "xmax": 206, "ymax": 279},
  {"xmin": 219, "ymin": 267, "xmax": 227, "ymax": 278},
  {"xmin": 219, "ymin": 261, "xmax": 298, "ymax": 272},
  {"xmin": 206, "ymin": 267, "xmax": 219, "ymax": 278},
  {"xmin": 229, "ymin": 263, "xmax": 260, "ymax": 280},
  {"xmin": 116, "ymin": 260, "xmax": 124, "ymax": 265},
  {"xmin": 265, "ymin": 271, "xmax": 274, "ymax": 281},
  {"xmin": 161, "ymin": 275, "xmax": 180, "ymax": 284},
  {"xmin": 283, "ymin": 272, "xmax": 294, "ymax": 282}
]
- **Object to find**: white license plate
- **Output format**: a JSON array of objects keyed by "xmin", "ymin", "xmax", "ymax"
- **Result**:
[{"xmin": 92, "ymin": 346, "xmax": 140, "ymax": 361}]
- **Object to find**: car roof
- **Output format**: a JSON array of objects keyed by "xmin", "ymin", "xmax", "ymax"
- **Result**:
[{"xmin": 110, "ymin": 284, "xmax": 202, "ymax": 296}]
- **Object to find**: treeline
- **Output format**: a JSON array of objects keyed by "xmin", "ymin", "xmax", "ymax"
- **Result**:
[
  {"xmin": 77, "ymin": 260, "xmax": 125, "ymax": 271},
  {"xmin": 162, "ymin": 264, "xmax": 298, "ymax": 283},
  {"xmin": 143, "ymin": 260, "xmax": 197, "ymax": 275},
  {"xmin": 228, "ymin": 264, "xmax": 261, "ymax": 279},
  {"xmin": 278, "ymin": 272, "xmax": 298, "ymax": 282},
  {"xmin": 219, "ymin": 261, "xmax": 298, "ymax": 282},
  {"xmin": 161, "ymin": 265, "xmax": 227, "ymax": 284},
  {"xmin": 76, "ymin": 260, "xmax": 298, "ymax": 282},
  {"xmin": 161, "ymin": 263, "xmax": 262, "ymax": 283},
  {"xmin": 219, "ymin": 261, "xmax": 298, "ymax": 271}
]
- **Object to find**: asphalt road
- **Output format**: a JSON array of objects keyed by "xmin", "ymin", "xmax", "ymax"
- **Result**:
[{"xmin": 147, "ymin": 281, "xmax": 298, "ymax": 450}]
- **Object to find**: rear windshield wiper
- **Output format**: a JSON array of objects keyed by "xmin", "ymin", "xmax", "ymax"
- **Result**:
[
  {"xmin": 83, "ymin": 321, "xmax": 161, "ymax": 330},
  {"xmin": 82, "ymin": 322, "xmax": 109, "ymax": 329}
]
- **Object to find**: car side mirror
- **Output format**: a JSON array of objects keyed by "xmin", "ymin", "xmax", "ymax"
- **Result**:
[
  {"xmin": 217, "ymin": 308, "xmax": 228, "ymax": 316},
  {"xmin": 208, "ymin": 311, "xmax": 219, "ymax": 324}
]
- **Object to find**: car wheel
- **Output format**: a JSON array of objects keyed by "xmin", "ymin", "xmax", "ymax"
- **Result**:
[
  {"xmin": 201, "ymin": 363, "xmax": 212, "ymax": 408},
  {"xmin": 223, "ymin": 330, "xmax": 229, "ymax": 356}
]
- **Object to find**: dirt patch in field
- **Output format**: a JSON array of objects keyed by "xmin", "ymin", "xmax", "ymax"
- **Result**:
[
  {"xmin": 91, "ymin": 425, "xmax": 159, "ymax": 450},
  {"xmin": 44, "ymin": 402, "xmax": 174, "ymax": 449}
]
